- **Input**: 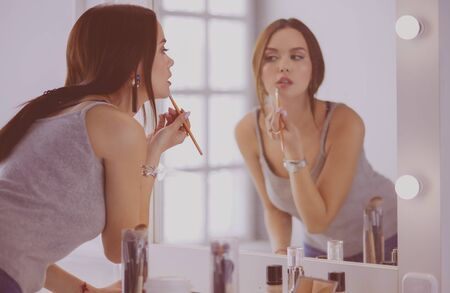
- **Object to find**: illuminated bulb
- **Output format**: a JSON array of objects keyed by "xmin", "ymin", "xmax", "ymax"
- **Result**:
[
  {"xmin": 395, "ymin": 175, "xmax": 421, "ymax": 200},
  {"xmin": 396, "ymin": 15, "xmax": 422, "ymax": 40}
]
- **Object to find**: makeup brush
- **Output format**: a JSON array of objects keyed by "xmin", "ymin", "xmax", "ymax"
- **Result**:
[
  {"xmin": 274, "ymin": 88, "xmax": 285, "ymax": 152},
  {"xmin": 169, "ymin": 95, "xmax": 203, "ymax": 156},
  {"xmin": 368, "ymin": 196, "xmax": 384, "ymax": 263}
]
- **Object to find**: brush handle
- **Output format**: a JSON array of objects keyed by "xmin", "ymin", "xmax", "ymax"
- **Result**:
[
  {"xmin": 274, "ymin": 89, "xmax": 285, "ymax": 152},
  {"xmin": 169, "ymin": 96, "xmax": 203, "ymax": 155}
]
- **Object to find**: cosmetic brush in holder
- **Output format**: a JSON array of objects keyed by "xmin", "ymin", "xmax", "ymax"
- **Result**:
[
  {"xmin": 122, "ymin": 225, "xmax": 148, "ymax": 293},
  {"xmin": 363, "ymin": 196, "xmax": 384, "ymax": 264}
]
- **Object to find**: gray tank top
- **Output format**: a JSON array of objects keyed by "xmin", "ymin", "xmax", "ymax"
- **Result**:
[
  {"xmin": 0, "ymin": 102, "xmax": 110, "ymax": 293},
  {"xmin": 255, "ymin": 102, "xmax": 397, "ymax": 256}
]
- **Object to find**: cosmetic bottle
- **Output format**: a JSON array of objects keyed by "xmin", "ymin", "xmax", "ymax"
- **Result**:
[
  {"xmin": 266, "ymin": 265, "xmax": 282, "ymax": 293},
  {"xmin": 328, "ymin": 272, "xmax": 346, "ymax": 293},
  {"xmin": 210, "ymin": 237, "xmax": 239, "ymax": 293},
  {"xmin": 392, "ymin": 248, "xmax": 398, "ymax": 265},
  {"xmin": 287, "ymin": 247, "xmax": 305, "ymax": 293},
  {"xmin": 327, "ymin": 240, "xmax": 344, "ymax": 261}
]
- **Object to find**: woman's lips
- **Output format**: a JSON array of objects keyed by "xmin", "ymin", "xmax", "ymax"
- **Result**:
[{"xmin": 276, "ymin": 77, "xmax": 293, "ymax": 88}]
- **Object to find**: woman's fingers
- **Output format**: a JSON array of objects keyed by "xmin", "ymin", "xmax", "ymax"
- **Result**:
[
  {"xmin": 265, "ymin": 108, "xmax": 288, "ymax": 140},
  {"xmin": 171, "ymin": 111, "xmax": 190, "ymax": 131},
  {"xmin": 156, "ymin": 114, "xmax": 166, "ymax": 131}
]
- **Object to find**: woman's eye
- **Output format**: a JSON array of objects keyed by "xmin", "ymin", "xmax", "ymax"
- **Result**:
[
  {"xmin": 264, "ymin": 55, "xmax": 277, "ymax": 62},
  {"xmin": 291, "ymin": 55, "xmax": 304, "ymax": 60}
]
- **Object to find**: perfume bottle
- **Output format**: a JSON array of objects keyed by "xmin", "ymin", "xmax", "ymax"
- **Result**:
[{"xmin": 287, "ymin": 247, "xmax": 305, "ymax": 293}]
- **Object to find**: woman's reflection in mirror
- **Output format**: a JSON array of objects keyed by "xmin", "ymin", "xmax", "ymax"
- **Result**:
[{"xmin": 235, "ymin": 18, "xmax": 397, "ymax": 262}]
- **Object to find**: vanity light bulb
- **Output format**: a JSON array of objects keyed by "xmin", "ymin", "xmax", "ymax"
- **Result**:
[
  {"xmin": 395, "ymin": 175, "xmax": 421, "ymax": 200},
  {"xmin": 396, "ymin": 15, "xmax": 422, "ymax": 40}
]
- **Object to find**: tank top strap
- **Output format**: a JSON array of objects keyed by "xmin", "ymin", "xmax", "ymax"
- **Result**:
[
  {"xmin": 318, "ymin": 102, "xmax": 340, "ymax": 155},
  {"xmin": 254, "ymin": 108, "xmax": 266, "ymax": 156},
  {"xmin": 79, "ymin": 100, "xmax": 116, "ymax": 117}
]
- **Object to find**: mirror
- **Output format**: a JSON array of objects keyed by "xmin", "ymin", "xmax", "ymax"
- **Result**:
[{"xmin": 154, "ymin": 0, "xmax": 397, "ymax": 265}]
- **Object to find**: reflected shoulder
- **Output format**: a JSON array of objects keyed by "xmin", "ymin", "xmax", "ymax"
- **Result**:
[
  {"xmin": 329, "ymin": 104, "xmax": 365, "ymax": 142},
  {"xmin": 235, "ymin": 111, "xmax": 259, "ymax": 154}
]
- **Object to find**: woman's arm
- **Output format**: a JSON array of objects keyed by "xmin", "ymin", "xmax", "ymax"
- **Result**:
[
  {"xmin": 44, "ymin": 264, "xmax": 120, "ymax": 293},
  {"xmin": 273, "ymin": 105, "xmax": 365, "ymax": 233},
  {"xmin": 235, "ymin": 113, "xmax": 292, "ymax": 253},
  {"xmin": 86, "ymin": 106, "xmax": 189, "ymax": 263}
]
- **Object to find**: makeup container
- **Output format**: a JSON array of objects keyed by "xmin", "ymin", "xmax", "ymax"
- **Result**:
[
  {"xmin": 363, "ymin": 197, "xmax": 384, "ymax": 264},
  {"xmin": 121, "ymin": 226, "xmax": 148, "ymax": 293},
  {"xmin": 266, "ymin": 265, "xmax": 282, "ymax": 293},
  {"xmin": 287, "ymin": 247, "xmax": 304, "ymax": 293},
  {"xmin": 210, "ymin": 238, "xmax": 239, "ymax": 293},
  {"xmin": 294, "ymin": 276, "xmax": 338, "ymax": 293},
  {"xmin": 328, "ymin": 272, "xmax": 346, "ymax": 293},
  {"xmin": 327, "ymin": 240, "xmax": 344, "ymax": 261}
]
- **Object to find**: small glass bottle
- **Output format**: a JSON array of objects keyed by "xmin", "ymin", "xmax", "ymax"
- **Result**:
[
  {"xmin": 287, "ymin": 247, "xmax": 304, "ymax": 293},
  {"xmin": 266, "ymin": 265, "xmax": 282, "ymax": 293},
  {"xmin": 327, "ymin": 240, "xmax": 344, "ymax": 261}
]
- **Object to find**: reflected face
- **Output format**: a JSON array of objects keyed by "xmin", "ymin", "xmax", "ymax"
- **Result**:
[
  {"xmin": 261, "ymin": 27, "xmax": 312, "ymax": 99},
  {"xmin": 151, "ymin": 22, "xmax": 174, "ymax": 99}
]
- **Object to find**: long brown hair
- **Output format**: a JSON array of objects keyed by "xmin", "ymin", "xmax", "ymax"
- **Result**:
[
  {"xmin": 0, "ymin": 4, "xmax": 158, "ymax": 162},
  {"xmin": 252, "ymin": 18, "xmax": 325, "ymax": 115}
]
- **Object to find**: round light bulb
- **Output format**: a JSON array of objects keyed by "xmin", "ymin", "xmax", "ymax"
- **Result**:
[
  {"xmin": 395, "ymin": 175, "xmax": 421, "ymax": 200},
  {"xmin": 396, "ymin": 15, "xmax": 422, "ymax": 40}
]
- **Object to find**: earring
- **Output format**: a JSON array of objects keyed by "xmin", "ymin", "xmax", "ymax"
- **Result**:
[
  {"xmin": 132, "ymin": 73, "xmax": 140, "ymax": 113},
  {"xmin": 132, "ymin": 74, "xmax": 141, "ymax": 88}
]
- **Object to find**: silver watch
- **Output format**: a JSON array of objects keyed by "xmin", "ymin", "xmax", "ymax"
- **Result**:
[{"xmin": 283, "ymin": 159, "xmax": 307, "ymax": 173}]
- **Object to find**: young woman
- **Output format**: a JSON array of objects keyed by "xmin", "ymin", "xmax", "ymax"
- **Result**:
[
  {"xmin": 0, "ymin": 4, "xmax": 190, "ymax": 293},
  {"xmin": 235, "ymin": 18, "xmax": 397, "ymax": 262}
]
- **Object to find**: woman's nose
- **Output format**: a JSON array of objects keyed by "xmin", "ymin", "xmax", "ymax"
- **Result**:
[{"xmin": 278, "ymin": 57, "xmax": 291, "ymax": 73}]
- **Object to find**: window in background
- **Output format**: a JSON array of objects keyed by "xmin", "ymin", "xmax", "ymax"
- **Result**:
[{"xmin": 157, "ymin": 0, "xmax": 253, "ymax": 244}]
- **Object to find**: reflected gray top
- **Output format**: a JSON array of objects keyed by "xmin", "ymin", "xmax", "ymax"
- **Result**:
[
  {"xmin": 0, "ymin": 102, "xmax": 109, "ymax": 293},
  {"xmin": 255, "ymin": 102, "xmax": 397, "ymax": 257}
]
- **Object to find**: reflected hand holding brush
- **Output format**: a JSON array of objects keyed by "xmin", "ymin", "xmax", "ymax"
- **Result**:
[{"xmin": 266, "ymin": 87, "xmax": 285, "ymax": 151}]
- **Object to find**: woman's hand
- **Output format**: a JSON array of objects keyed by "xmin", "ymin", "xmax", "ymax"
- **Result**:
[
  {"xmin": 92, "ymin": 280, "xmax": 122, "ymax": 293},
  {"xmin": 266, "ymin": 107, "xmax": 304, "ymax": 160},
  {"xmin": 147, "ymin": 107, "xmax": 191, "ymax": 155}
]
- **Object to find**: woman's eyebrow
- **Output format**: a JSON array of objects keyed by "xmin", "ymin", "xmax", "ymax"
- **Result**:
[
  {"xmin": 265, "ymin": 47, "xmax": 278, "ymax": 52},
  {"xmin": 290, "ymin": 47, "xmax": 306, "ymax": 52}
]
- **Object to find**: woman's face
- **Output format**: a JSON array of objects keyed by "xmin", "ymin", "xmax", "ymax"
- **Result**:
[
  {"xmin": 151, "ymin": 22, "xmax": 174, "ymax": 99},
  {"xmin": 261, "ymin": 27, "xmax": 312, "ymax": 100}
]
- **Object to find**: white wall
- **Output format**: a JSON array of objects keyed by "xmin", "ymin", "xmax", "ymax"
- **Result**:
[
  {"xmin": 0, "ymin": 0, "xmax": 73, "ymax": 127},
  {"xmin": 255, "ymin": 0, "xmax": 397, "ymax": 181}
]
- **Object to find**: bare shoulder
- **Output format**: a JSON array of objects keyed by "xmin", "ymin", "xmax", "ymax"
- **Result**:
[
  {"xmin": 235, "ymin": 111, "xmax": 259, "ymax": 155},
  {"xmin": 327, "ymin": 103, "xmax": 365, "ymax": 145},
  {"xmin": 85, "ymin": 104, "xmax": 146, "ymax": 159}
]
